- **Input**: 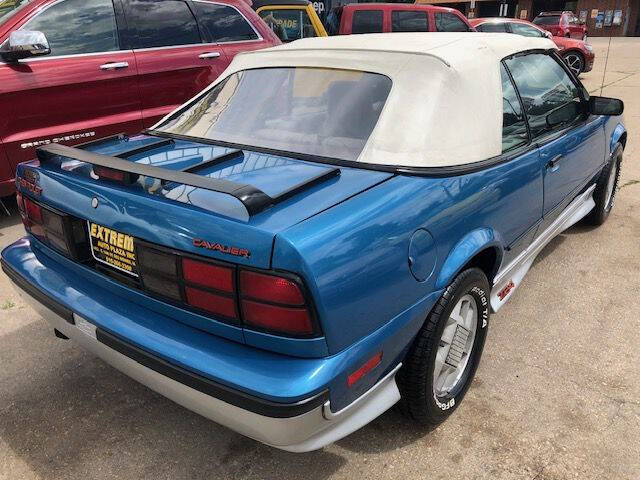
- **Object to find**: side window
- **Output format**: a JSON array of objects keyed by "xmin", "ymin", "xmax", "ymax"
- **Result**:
[
  {"xmin": 477, "ymin": 22, "xmax": 507, "ymax": 33},
  {"xmin": 435, "ymin": 12, "xmax": 469, "ymax": 32},
  {"xmin": 500, "ymin": 64, "xmax": 528, "ymax": 152},
  {"xmin": 510, "ymin": 23, "xmax": 545, "ymax": 37},
  {"xmin": 352, "ymin": 10, "xmax": 383, "ymax": 34},
  {"xmin": 258, "ymin": 8, "xmax": 314, "ymax": 41},
  {"xmin": 124, "ymin": 0, "xmax": 201, "ymax": 49},
  {"xmin": 391, "ymin": 11, "xmax": 429, "ymax": 32},
  {"xmin": 21, "ymin": 0, "xmax": 118, "ymax": 56},
  {"xmin": 195, "ymin": 2, "xmax": 259, "ymax": 43},
  {"xmin": 505, "ymin": 53, "xmax": 583, "ymax": 139}
]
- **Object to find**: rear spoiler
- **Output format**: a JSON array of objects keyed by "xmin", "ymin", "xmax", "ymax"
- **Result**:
[{"xmin": 36, "ymin": 142, "xmax": 340, "ymax": 217}]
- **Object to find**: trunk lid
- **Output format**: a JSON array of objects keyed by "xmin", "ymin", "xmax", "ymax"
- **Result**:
[{"xmin": 23, "ymin": 134, "xmax": 393, "ymax": 269}]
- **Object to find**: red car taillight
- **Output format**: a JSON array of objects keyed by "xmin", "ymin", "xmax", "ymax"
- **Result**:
[{"xmin": 136, "ymin": 244, "xmax": 318, "ymax": 337}]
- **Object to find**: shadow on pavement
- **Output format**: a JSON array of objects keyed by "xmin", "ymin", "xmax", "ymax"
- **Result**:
[{"xmin": 0, "ymin": 320, "xmax": 347, "ymax": 480}]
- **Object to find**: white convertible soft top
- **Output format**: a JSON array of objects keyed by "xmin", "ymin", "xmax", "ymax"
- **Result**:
[{"xmin": 202, "ymin": 33, "xmax": 556, "ymax": 168}]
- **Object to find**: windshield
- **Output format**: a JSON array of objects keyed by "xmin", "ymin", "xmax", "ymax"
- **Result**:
[
  {"xmin": 155, "ymin": 68, "xmax": 392, "ymax": 162},
  {"xmin": 0, "ymin": 0, "xmax": 29, "ymax": 24},
  {"xmin": 533, "ymin": 15, "xmax": 560, "ymax": 25}
]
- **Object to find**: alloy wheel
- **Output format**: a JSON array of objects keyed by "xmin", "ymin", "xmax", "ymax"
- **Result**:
[
  {"xmin": 564, "ymin": 53, "xmax": 583, "ymax": 76},
  {"xmin": 433, "ymin": 294, "xmax": 478, "ymax": 398}
]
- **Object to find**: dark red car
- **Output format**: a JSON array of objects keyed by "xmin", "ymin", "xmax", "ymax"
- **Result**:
[
  {"xmin": 533, "ymin": 11, "xmax": 588, "ymax": 40},
  {"xmin": 471, "ymin": 17, "xmax": 594, "ymax": 76},
  {"xmin": 326, "ymin": 3, "xmax": 473, "ymax": 35},
  {"xmin": 0, "ymin": 0, "xmax": 280, "ymax": 198}
]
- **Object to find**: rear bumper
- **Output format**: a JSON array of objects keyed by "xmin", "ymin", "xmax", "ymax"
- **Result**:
[{"xmin": 1, "ymin": 250, "xmax": 402, "ymax": 451}]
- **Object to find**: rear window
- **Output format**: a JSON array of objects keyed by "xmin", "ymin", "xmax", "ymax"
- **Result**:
[
  {"xmin": 352, "ymin": 10, "xmax": 383, "ymax": 34},
  {"xmin": 533, "ymin": 15, "xmax": 560, "ymax": 25},
  {"xmin": 392, "ymin": 10, "xmax": 429, "ymax": 32},
  {"xmin": 155, "ymin": 68, "xmax": 392, "ymax": 162}
]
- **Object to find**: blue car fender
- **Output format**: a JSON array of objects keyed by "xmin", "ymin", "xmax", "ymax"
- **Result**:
[
  {"xmin": 435, "ymin": 227, "xmax": 504, "ymax": 290},
  {"xmin": 609, "ymin": 122, "xmax": 627, "ymax": 154}
]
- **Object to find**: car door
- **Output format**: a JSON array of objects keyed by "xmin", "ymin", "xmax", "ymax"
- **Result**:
[
  {"xmin": 0, "ymin": 0, "xmax": 142, "ymax": 171},
  {"xmin": 504, "ymin": 52, "xmax": 606, "ymax": 230},
  {"xmin": 121, "ymin": 0, "xmax": 229, "ymax": 128},
  {"xmin": 193, "ymin": 1, "xmax": 268, "ymax": 60}
]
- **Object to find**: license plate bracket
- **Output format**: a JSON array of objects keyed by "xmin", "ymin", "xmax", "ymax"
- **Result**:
[{"xmin": 87, "ymin": 222, "xmax": 138, "ymax": 277}]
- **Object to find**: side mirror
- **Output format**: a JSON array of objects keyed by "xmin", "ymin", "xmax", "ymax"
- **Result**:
[
  {"xmin": 545, "ymin": 31, "xmax": 553, "ymax": 39},
  {"xmin": 0, "ymin": 30, "xmax": 50, "ymax": 62},
  {"xmin": 546, "ymin": 101, "xmax": 580, "ymax": 128},
  {"xmin": 589, "ymin": 96, "xmax": 624, "ymax": 116}
]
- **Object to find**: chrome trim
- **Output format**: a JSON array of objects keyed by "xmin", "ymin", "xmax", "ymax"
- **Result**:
[
  {"xmin": 198, "ymin": 51, "xmax": 221, "ymax": 59},
  {"xmin": 11, "ymin": 280, "xmax": 402, "ymax": 452},
  {"xmin": 0, "ymin": 49, "xmax": 130, "ymax": 64},
  {"xmin": 490, "ymin": 184, "xmax": 596, "ymax": 312},
  {"xmin": 100, "ymin": 61, "xmax": 128, "ymax": 70},
  {"xmin": 131, "ymin": 42, "xmax": 219, "ymax": 53}
]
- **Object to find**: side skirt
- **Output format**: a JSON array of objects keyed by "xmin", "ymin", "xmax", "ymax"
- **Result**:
[{"xmin": 490, "ymin": 184, "xmax": 596, "ymax": 312}]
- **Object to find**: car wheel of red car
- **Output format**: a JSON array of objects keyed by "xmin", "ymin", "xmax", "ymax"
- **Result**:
[
  {"xmin": 398, "ymin": 267, "xmax": 490, "ymax": 425},
  {"xmin": 563, "ymin": 51, "xmax": 584, "ymax": 76}
]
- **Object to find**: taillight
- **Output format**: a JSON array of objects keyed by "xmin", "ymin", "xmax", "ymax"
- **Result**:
[
  {"xmin": 134, "ymin": 245, "xmax": 320, "ymax": 337},
  {"xmin": 182, "ymin": 258, "xmax": 233, "ymax": 293},
  {"xmin": 93, "ymin": 166, "xmax": 136, "ymax": 184},
  {"xmin": 19, "ymin": 194, "xmax": 89, "ymax": 259},
  {"xmin": 239, "ymin": 270, "xmax": 304, "ymax": 305},
  {"xmin": 239, "ymin": 271, "xmax": 315, "ymax": 336}
]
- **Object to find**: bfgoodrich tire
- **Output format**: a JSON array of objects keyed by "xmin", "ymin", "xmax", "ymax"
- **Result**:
[
  {"xmin": 584, "ymin": 144, "xmax": 623, "ymax": 226},
  {"xmin": 398, "ymin": 268, "xmax": 490, "ymax": 425}
]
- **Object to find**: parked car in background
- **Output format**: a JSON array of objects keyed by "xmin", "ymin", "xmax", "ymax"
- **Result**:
[
  {"xmin": 1, "ymin": 33, "xmax": 626, "ymax": 451},
  {"xmin": 326, "ymin": 3, "xmax": 472, "ymax": 35},
  {"xmin": 253, "ymin": 0, "xmax": 327, "ymax": 42},
  {"xmin": 471, "ymin": 17, "xmax": 594, "ymax": 76},
  {"xmin": 0, "ymin": 0, "xmax": 280, "ymax": 198},
  {"xmin": 533, "ymin": 11, "xmax": 587, "ymax": 40}
]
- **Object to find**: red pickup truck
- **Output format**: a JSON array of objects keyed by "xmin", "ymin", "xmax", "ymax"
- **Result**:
[
  {"xmin": 0, "ymin": 0, "xmax": 279, "ymax": 197},
  {"xmin": 326, "ymin": 3, "xmax": 473, "ymax": 35}
]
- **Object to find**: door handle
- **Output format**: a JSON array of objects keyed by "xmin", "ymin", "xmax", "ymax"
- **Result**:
[
  {"xmin": 546, "ymin": 154, "xmax": 563, "ymax": 169},
  {"xmin": 199, "ymin": 52, "xmax": 221, "ymax": 59},
  {"xmin": 100, "ymin": 61, "xmax": 129, "ymax": 70}
]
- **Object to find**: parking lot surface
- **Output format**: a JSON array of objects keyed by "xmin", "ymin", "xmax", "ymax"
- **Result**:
[{"xmin": 0, "ymin": 37, "xmax": 639, "ymax": 480}]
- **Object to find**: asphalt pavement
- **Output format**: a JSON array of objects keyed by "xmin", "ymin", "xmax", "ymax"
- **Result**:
[{"xmin": 0, "ymin": 37, "xmax": 638, "ymax": 480}]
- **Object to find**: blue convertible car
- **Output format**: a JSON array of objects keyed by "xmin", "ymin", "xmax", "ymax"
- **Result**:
[{"xmin": 1, "ymin": 33, "xmax": 626, "ymax": 451}]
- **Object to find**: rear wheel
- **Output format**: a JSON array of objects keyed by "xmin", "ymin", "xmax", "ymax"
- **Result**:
[
  {"xmin": 563, "ymin": 51, "xmax": 584, "ymax": 76},
  {"xmin": 398, "ymin": 268, "xmax": 490, "ymax": 425},
  {"xmin": 584, "ymin": 145, "xmax": 622, "ymax": 226}
]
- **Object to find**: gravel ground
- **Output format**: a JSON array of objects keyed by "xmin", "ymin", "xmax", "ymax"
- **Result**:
[{"xmin": 0, "ymin": 37, "xmax": 638, "ymax": 480}]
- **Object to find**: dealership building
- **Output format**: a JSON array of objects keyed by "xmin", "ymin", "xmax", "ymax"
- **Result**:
[{"xmin": 414, "ymin": 0, "xmax": 639, "ymax": 36}]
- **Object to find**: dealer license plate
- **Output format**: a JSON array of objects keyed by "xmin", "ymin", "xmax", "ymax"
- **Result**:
[{"xmin": 87, "ymin": 222, "xmax": 138, "ymax": 277}]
